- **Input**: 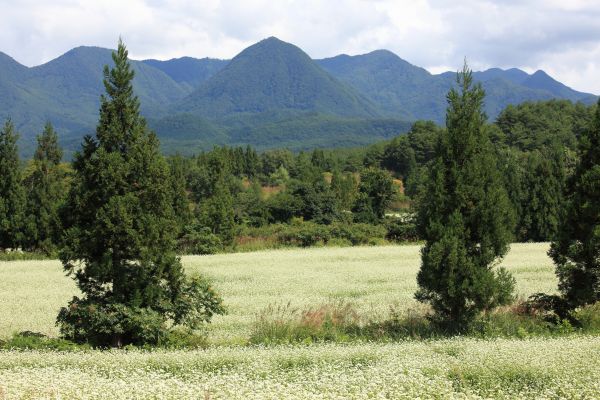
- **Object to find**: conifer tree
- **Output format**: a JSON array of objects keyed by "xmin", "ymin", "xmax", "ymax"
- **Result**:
[
  {"xmin": 0, "ymin": 119, "xmax": 26, "ymax": 250},
  {"xmin": 550, "ymin": 99, "xmax": 600, "ymax": 308},
  {"xmin": 416, "ymin": 64, "xmax": 515, "ymax": 332},
  {"xmin": 57, "ymin": 40, "xmax": 223, "ymax": 347},
  {"xmin": 23, "ymin": 123, "xmax": 65, "ymax": 253},
  {"xmin": 519, "ymin": 146, "xmax": 565, "ymax": 241}
]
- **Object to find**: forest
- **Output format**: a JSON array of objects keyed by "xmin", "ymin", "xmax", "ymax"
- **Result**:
[{"xmin": 0, "ymin": 97, "xmax": 593, "ymax": 257}]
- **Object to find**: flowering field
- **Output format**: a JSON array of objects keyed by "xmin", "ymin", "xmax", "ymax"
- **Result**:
[
  {"xmin": 0, "ymin": 243, "xmax": 557, "ymax": 341},
  {"xmin": 4, "ymin": 243, "xmax": 596, "ymax": 399},
  {"xmin": 1, "ymin": 337, "xmax": 599, "ymax": 399}
]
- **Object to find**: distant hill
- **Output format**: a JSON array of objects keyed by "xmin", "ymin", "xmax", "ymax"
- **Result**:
[
  {"xmin": 176, "ymin": 37, "xmax": 380, "ymax": 119},
  {"xmin": 0, "ymin": 46, "xmax": 190, "ymax": 155},
  {"xmin": 142, "ymin": 57, "xmax": 229, "ymax": 90},
  {"xmin": 317, "ymin": 51, "xmax": 595, "ymax": 124},
  {"xmin": 0, "ymin": 37, "xmax": 596, "ymax": 156}
]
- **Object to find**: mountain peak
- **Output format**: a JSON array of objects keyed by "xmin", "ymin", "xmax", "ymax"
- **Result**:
[
  {"xmin": 177, "ymin": 37, "xmax": 379, "ymax": 118},
  {"xmin": 532, "ymin": 69, "xmax": 549, "ymax": 76}
]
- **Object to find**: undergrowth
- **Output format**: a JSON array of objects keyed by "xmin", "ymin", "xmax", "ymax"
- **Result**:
[{"xmin": 249, "ymin": 300, "xmax": 600, "ymax": 344}]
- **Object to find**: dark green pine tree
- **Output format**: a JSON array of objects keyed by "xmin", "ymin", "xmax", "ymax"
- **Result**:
[
  {"xmin": 549, "ymin": 99, "xmax": 600, "ymax": 309},
  {"xmin": 0, "ymin": 119, "xmax": 26, "ymax": 250},
  {"xmin": 57, "ymin": 40, "xmax": 223, "ymax": 347},
  {"xmin": 519, "ymin": 146, "xmax": 565, "ymax": 241},
  {"xmin": 168, "ymin": 154, "xmax": 192, "ymax": 231},
  {"xmin": 416, "ymin": 64, "xmax": 515, "ymax": 332},
  {"xmin": 23, "ymin": 123, "xmax": 65, "ymax": 254}
]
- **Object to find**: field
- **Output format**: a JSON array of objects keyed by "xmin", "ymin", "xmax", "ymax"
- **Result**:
[{"xmin": 2, "ymin": 243, "xmax": 600, "ymax": 399}]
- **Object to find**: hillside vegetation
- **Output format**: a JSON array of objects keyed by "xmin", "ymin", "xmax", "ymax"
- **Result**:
[{"xmin": 1, "ymin": 37, "xmax": 595, "ymax": 156}]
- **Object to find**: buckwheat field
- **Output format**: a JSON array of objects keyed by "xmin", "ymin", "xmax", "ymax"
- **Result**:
[{"xmin": 2, "ymin": 243, "xmax": 599, "ymax": 399}]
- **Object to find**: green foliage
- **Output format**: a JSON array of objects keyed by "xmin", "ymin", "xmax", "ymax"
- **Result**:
[
  {"xmin": 239, "ymin": 221, "xmax": 387, "ymax": 249},
  {"xmin": 352, "ymin": 168, "xmax": 395, "ymax": 223},
  {"xmin": 496, "ymin": 100, "xmax": 593, "ymax": 152},
  {"xmin": 0, "ymin": 118, "xmax": 26, "ymax": 250},
  {"xmin": 416, "ymin": 65, "xmax": 516, "ymax": 332},
  {"xmin": 178, "ymin": 223, "xmax": 223, "ymax": 255},
  {"xmin": 198, "ymin": 176, "xmax": 236, "ymax": 245},
  {"xmin": 550, "ymin": 99, "xmax": 600, "ymax": 309},
  {"xmin": 22, "ymin": 123, "xmax": 65, "ymax": 254},
  {"xmin": 57, "ymin": 40, "xmax": 223, "ymax": 347},
  {"xmin": 518, "ymin": 146, "xmax": 566, "ymax": 241}
]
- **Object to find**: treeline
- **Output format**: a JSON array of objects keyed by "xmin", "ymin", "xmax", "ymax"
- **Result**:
[{"xmin": 0, "ymin": 99, "xmax": 595, "ymax": 256}]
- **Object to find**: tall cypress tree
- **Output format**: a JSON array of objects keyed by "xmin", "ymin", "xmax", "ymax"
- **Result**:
[
  {"xmin": 549, "ymin": 99, "xmax": 600, "ymax": 308},
  {"xmin": 415, "ymin": 64, "xmax": 515, "ymax": 331},
  {"xmin": 57, "ymin": 40, "xmax": 223, "ymax": 346},
  {"xmin": 23, "ymin": 123, "xmax": 65, "ymax": 253},
  {"xmin": 0, "ymin": 119, "xmax": 25, "ymax": 250},
  {"xmin": 519, "ymin": 146, "xmax": 565, "ymax": 241}
]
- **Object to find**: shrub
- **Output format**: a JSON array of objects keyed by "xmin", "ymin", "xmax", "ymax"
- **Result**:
[
  {"xmin": 179, "ymin": 223, "xmax": 223, "ymax": 254},
  {"xmin": 574, "ymin": 302, "xmax": 600, "ymax": 333},
  {"xmin": 384, "ymin": 215, "xmax": 419, "ymax": 242}
]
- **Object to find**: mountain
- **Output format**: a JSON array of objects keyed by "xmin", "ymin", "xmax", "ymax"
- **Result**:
[
  {"xmin": 317, "ymin": 50, "xmax": 437, "ymax": 120},
  {"xmin": 318, "ymin": 51, "xmax": 595, "ymax": 124},
  {"xmin": 176, "ymin": 37, "xmax": 380, "ymax": 119},
  {"xmin": 0, "ymin": 46, "xmax": 191, "ymax": 155},
  {"xmin": 0, "ymin": 37, "xmax": 596, "ymax": 156},
  {"xmin": 142, "ymin": 57, "xmax": 229, "ymax": 90}
]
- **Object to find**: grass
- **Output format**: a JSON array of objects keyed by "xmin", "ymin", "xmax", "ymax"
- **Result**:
[{"xmin": 0, "ymin": 243, "xmax": 557, "ymax": 341}]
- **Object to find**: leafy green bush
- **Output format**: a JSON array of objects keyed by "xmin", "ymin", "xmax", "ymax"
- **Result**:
[
  {"xmin": 330, "ymin": 223, "xmax": 387, "ymax": 245},
  {"xmin": 276, "ymin": 222, "xmax": 330, "ymax": 247},
  {"xmin": 574, "ymin": 302, "xmax": 600, "ymax": 332},
  {"xmin": 179, "ymin": 223, "xmax": 223, "ymax": 254},
  {"xmin": 384, "ymin": 217, "xmax": 419, "ymax": 242}
]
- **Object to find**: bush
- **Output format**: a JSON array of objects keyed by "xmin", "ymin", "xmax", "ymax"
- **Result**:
[
  {"xmin": 330, "ymin": 223, "xmax": 387, "ymax": 245},
  {"xmin": 574, "ymin": 302, "xmax": 600, "ymax": 332},
  {"xmin": 522, "ymin": 293, "xmax": 573, "ymax": 323},
  {"xmin": 384, "ymin": 216, "xmax": 419, "ymax": 242},
  {"xmin": 276, "ymin": 222, "xmax": 330, "ymax": 247},
  {"xmin": 179, "ymin": 223, "xmax": 223, "ymax": 254}
]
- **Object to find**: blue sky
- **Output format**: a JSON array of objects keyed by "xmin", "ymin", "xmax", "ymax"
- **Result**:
[{"xmin": 1, "ymin": 0, "xmax": 600, "ymax": 93}]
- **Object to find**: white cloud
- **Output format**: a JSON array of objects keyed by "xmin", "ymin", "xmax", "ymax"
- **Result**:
[{"xmin": 1, "ymin": 0, "xmax": 599, "ymax": 93}]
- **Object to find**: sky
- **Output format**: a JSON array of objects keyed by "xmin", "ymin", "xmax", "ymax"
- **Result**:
[{"xmin": 1, "ymin": 0, "xmax": 600, "ymax": 93}]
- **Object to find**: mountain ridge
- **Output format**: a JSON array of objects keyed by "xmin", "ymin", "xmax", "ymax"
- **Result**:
[{"xmin": 0, "ymin": 37, "xmax": 596, "ymax": 156}]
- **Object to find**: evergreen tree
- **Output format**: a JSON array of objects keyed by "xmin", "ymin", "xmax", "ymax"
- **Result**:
[
  {"xmin": 416, "ymin": 64, "xmax": 515, "ymax": 332},
  {"xmin": 0, "ymin": 119, "xmax": 26, "ymax": 250},
  {"xmin": 519, "ymin": 146, "xmax": 565, "ymax": 241},
  {"xmin": 57, "ymin": 40, "xmax": 223, "ymax": 347},
  {"xmin": 168, "ymin": 154, "xmax": 192, "ymax": 232},
  {"xmin": 550, "ymin": 99, "xmax": 600, "ymax": 308},
  {"xmin": 199, "ymin": 175, "xmax": 236, "ymax": 246},
  {"xmin": 23, "ymin": 123, "xmax": 65, "ymax": 253}
]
